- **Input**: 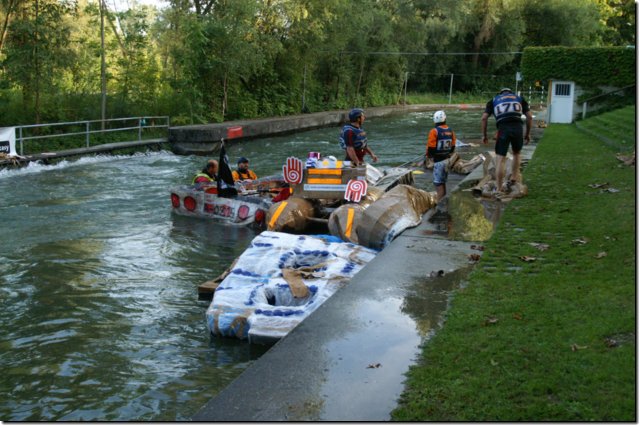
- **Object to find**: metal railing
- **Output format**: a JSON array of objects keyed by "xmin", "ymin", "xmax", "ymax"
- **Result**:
[
  {"xmin": 16, "ymin": 116, "xmax": 170, "ymax": 155},
  {"xmin": 581, "ymin": 85, "xmax": 635, "ymax": 119}
]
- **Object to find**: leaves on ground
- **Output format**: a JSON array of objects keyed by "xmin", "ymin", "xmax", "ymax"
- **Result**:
[
  {"xmin": 528, "ymin": 242, "xmax": 550, "ymax": 251},
  {"xmin": 588, "ymin": 182, "xmax": 609, "ymax": 188},
  {"xmin": 519, "ymin": 255, "xmax": 537, "ymax": 262},
  {"xmin": 468, "ymin": 253, "xmax": 481, "ymax": 262},
  {"xmin": 615, "ymin": 151, "xmax": 635, "ymax": 166},
  {"xmin": 571, "ymin": 343, "xmax": 588, "ymax": 352},
  {"xmin": 571, "ymin": 237, "xmax": 589, "ymax": 245},
  {"xmin": 470, "ymin": 244, "xmax": 485, "ymax": 251},
  {"xmin": 595, "ymin": 251, "xmax": 607, "ymax": 259},
  {"xmin": 604, "ymin": 338, "xmax": 620, "ymax": 348},
  {"xmin": 484, "ymin": 316, "xmax": 499, "ymax": 326}
]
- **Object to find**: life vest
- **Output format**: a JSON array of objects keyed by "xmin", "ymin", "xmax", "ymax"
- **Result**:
[
  {"xmin": 192, "ymin": 172, "xmax": 214, "ymax": 184},
  {"xmin": 492, "ymin": 93, "xmax": 524, "ymax": 125},
  {"xmin": 433, "ymin": 126, "xmax": 454, "ymax": 157},
  {"xmin": 339, "ymin": 124, "xmax": 368, "ymax": 150},
  {"xmin": 232, "ymin": 169, "xmax": 257, "ymax": 181},
  {"xmin": 426, "ymin": 125, "xmax": 455, "ymax": 163}
]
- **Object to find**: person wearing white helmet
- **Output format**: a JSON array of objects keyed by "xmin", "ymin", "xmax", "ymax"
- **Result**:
[
  {"xmin": 426, "ymin": 110, "xmax": 456, "ymax": 201},
  {"xmin": 481, "ymin": 88, "xmax": 533, "ymax": 194}
]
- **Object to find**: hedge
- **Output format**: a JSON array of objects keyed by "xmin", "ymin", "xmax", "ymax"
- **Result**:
[{"xmin": 521, "ymin": 46, "xmax": 636, "ymax": 87}]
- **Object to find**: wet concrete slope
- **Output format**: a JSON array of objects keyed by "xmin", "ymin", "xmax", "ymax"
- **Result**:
[
  {"xmin": 192, "ymin": 226, "xmax": 479, "ymax": 421},
  {"xmin": 192, "ymin": 141, "xmax": 539, "ymax": 421}
]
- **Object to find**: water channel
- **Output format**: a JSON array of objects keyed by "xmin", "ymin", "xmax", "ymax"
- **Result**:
[{"xmin": 0, "ymin": 109, "xmax": 493, "ymax": 420}]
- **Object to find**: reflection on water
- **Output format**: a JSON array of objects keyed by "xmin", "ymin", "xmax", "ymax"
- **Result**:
[
  {"xmin": 400, "ymin": 266, "xmax": 474, "ymax": 340},
  {"xmin": 0, "ymin": 109, "xmax": 487, "ymax": 420}
]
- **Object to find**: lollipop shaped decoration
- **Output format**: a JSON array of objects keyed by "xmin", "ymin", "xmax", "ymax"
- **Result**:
[
  {"xmin": 283, "ymin": 157, "xmax": 304, "ymax": 184},
  {"xmin": 344, "ymin": 178, "xmax": 368, "ymax": 203}
]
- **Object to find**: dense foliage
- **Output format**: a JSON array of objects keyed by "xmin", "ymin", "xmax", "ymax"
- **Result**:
[
  {"xmin": 521, "ymin": 46, "xmax": 636, "ymax": 87},
  {"xmin": 0, "ymin": 0, "xmax": 634, "ymax": 126}
]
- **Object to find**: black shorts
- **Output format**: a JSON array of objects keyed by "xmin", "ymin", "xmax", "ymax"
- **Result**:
[{"xmin": 495, "ymin": 124, "xmax": 523, "ymax": 156}]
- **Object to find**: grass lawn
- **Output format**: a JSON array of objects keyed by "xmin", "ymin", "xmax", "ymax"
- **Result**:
[{"xmin": 391, "ymin": 110, "xmax": 636, "ymax": 421}]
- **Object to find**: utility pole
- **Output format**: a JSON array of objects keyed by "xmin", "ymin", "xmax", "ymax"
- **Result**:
[
  {"xmin": 302, "ymin": 63, "xmax": 307, "ymax": 113},
  {"xmin": 100, "ymin": 0, "xmax": 106, "ymax": 130}
]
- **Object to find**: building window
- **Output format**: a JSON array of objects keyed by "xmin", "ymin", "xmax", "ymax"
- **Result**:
[{"xmin": 555, "ymin": 83, "xmax": 571, "ymax": 97}]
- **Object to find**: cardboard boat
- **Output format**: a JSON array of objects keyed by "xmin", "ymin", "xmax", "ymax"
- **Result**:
[
  {"xmin": 206, "ymin": 231, "xmax": 377, "ymax": 344},
  {"xmin": 169, "ymin": 175, "xmax": 286, "ymax": 227}
]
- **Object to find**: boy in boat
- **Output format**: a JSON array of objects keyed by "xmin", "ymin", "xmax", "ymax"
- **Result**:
[
  {"xmin": 232, "ymin": 157, "xmax": 258, "ymax": 182},
  {"xmin": 192, "ymin": 159, "xmax": 218, "ymax": 190},
  {"xmin": 340, "ymin": 108, "xmax": 378, "ymax": 167},
  {"xmin": 426, "ymin": 110, "xmax": 456, "ymax": 202}
]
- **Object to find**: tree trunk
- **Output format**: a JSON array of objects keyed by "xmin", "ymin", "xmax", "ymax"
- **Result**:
[
  {"xmin": 472, "ymin": 0, "xmax": 494, "ymax": 70},
  {"xmin": 0, "ymin": 0, "xmax": 18, "ymax": 55},
  {"xmin": 355, "ymin": 60, "xmax": 365, "ymax": 106},
  {"xmin": 222, "ymin": 71, "xmax": 228, "ymax": 121}
]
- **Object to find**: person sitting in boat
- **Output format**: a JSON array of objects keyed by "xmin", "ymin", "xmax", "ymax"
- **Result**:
[
  {"xmin": 232, "ymin": 157, "xmax": 258, "ymax": 182},
  {"xmin": 339, "ymin": 108, "xmax": 378, "ymax": 167},
  {"xmin": 192, "ymin": 159, "xmax": 218, "ymax": 189}
]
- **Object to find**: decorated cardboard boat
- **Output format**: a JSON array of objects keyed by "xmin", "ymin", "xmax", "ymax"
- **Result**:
[{"xmin": 169, "ymin": 174, "xmax": 286, "ymax": 227}]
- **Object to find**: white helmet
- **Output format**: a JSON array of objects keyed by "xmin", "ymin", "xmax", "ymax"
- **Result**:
[{"xmin": 433, "ymin": 110, "xmax": 446, "ymax": 124}]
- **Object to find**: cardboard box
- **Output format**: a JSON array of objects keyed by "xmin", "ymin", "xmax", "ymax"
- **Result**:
[{"xmin": 292, "ymin": 166, "xmax": 366, "ymax": 200}]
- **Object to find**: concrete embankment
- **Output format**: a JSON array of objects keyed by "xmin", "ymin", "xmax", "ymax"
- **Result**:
[
  {"xmin": 192, "ymin": 143, "xmax": 538, "ymax": 421},
  {"xmin": 169, "ymin": 104, "xmax": 483, "ymax": 155}
]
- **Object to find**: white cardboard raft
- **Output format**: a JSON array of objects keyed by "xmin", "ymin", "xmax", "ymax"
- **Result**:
[{"xmin": 206, "ymin": 231, "xmax": 377, "ymax": 344}]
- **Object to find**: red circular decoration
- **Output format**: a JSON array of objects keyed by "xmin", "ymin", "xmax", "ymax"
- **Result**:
[
  {"xmin": 183, "ymin": 196, "xmax": 197, "ymax": 211},
  {"xmin": 170, "ymin": 193, "xmax": 180, "ymax": 208}
]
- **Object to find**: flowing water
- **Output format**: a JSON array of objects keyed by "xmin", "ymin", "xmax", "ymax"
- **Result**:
[{"xmin": 0, "ymin": 109, "xmax": 489, "ymax": 420}]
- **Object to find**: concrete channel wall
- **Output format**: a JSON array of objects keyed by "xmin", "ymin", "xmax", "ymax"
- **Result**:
[{"xmin": 169, "ymin": 104, "xmax": 484, "ymax": 155}]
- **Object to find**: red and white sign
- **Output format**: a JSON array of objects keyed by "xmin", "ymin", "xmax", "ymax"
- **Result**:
[
  {"xmin": 283, "ymin": 157, "xmax": 303, "ymax": 184},
  {"xmin": 344, "ymin": 178, "xmax": 367, "ymax": 203}
]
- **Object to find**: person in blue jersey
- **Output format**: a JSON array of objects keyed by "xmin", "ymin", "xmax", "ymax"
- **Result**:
[
  {"xmin": 426, "ymin": 110, "xmax": 456, "ymax": 202},
  {"xmin": 339, "ymin": 108, "xmax": 378, "ymax": 167},
  {"xmin": 481, "ymin": 88, "xmax": 533, "ymax": 194}
]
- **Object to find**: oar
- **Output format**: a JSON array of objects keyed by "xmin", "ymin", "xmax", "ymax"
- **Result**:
[{"xmin": 399, "ymin": 153, "xmax": 426, "ymax": 168}]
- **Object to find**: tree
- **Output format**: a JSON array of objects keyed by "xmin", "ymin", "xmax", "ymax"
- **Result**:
[
  {"xmin": 3, "ymin": 0, "xmax": 77, "ymax": 123},
  {"xmin": 522, "ymin": 0, "xmax": 601, "ymax": 47}
]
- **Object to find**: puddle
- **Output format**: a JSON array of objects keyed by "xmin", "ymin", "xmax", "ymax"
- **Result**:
[
  {"xmin": 424, "ymin": 191, "xmax": 506, "ymax": 242},
  {"xmin": 400, "ymin": 266, "xmax": 474, "ymax": 341}
]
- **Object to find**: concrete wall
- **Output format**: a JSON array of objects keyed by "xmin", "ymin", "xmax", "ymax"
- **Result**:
[{"xmin": 169, "ymin": 104, "xmax": 483, "ymax": 155}]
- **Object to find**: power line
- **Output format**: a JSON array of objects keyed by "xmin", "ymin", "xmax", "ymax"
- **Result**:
[{"xmin": 335, "ymin": 51, "xmax": 523, "ymax": 56}]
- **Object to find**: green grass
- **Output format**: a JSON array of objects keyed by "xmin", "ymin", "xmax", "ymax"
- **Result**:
[
  {"xmin": 404, "ymin": 92, "xmax": 487, "ymax": 105},
  {"xmin": 576, "ymin": 105, "xmax": 636, "ymax": 152},
  {"xmin": 392, "ymin": 108, "xmax": 636, "ymax": 421}
]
